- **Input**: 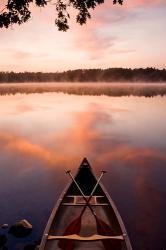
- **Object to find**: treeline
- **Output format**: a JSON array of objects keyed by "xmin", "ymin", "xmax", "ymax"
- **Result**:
[{"xmin": 0, "ymin": 68, "xmax": 166, "ymax": 83}]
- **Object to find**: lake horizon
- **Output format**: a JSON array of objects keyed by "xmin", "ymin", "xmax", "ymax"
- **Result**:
[
  {"xmin": 0, "ymin": 82, "xmax": 166, "ymax": 97},
  {"xmin": 1, "ymin": 0, "xmax": 166, "ymax": 248}
]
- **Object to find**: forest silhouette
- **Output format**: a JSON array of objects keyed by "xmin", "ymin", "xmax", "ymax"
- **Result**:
[{"xmin": 0, "ymin": 68, "xmax": 166, "ymax": 83}]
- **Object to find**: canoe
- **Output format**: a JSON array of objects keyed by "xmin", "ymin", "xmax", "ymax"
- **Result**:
[{"xmin": 39, "ymin": 158, "xmax": 132, "ymax": 250}]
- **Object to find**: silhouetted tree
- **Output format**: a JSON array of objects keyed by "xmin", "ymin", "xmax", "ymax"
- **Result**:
[
  {"xmin": 0, "ymin": 0, "xmax": 123, "ymax": 31},
  {"xmin": 0, "ymin": 68, "xmax": 166, "ymax": 83}
]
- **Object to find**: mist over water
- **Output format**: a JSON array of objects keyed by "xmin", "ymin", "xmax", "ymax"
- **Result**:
[
  {"xmin": 1, "ymin": 82, "xmax": 166, "ymax": 97},
  {"xmin": 0, "ymin": 84, "xmax": 166, "ymax": 249}
]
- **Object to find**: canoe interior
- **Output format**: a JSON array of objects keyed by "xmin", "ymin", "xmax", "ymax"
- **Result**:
[{"xmin": 40, "ymin": 158, "xmax": 131, "ymax": 250}]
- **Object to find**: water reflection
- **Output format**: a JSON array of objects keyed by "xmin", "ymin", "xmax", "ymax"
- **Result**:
[
  {"xmin": 0, "ymin": 92, "xmax": 166, "ymax": 249},
  {"xmin": 0, "ymin": 82, "xmax": 166, "ymax": 97}
]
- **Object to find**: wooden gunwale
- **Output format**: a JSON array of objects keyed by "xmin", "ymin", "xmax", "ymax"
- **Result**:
[
  {"xmin": 39, "ymin": 159, "xmax": 132, "ymax": 250},
  {"xmin": 99, "ymin": 182, "xmax": 132, "ymax": 249},
  {"xmin": 39, "ymin": 177, "xmax": 73, "ymax": 250}
]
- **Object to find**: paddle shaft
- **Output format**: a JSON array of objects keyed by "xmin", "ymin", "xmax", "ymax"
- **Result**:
[
  {"xmin": 67, "ymin": 170, "xmax": 105, "ymax": 217},
  {"xmin": 58, "ymin": 172, "xmax": 104, "ymax": 250},
  {"xmin": 60, "ymin": 169, "xmax": 119, "ymax": 250},
  {"xmin": 67, "ymin": 172, "xmax": 121, "ymax": 250}
]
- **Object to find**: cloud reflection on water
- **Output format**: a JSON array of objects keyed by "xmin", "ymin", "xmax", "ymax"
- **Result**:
[
  {"xmin": 0, "ymin": 102, "xmax": 165, "ymax": 170},
  {"xmin": 0, "ymin": 94, "xmax": 166, "ymax": 249}
]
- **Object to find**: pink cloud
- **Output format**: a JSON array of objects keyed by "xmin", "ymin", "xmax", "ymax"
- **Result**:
[
  {"xmin": 72, "ymin": 0, "xmax": 165, "ymax": 61},
  {"xmin": 73, "ymin": 26, "xmax": 116, "ymax": 60},
  {"xmin": 111, "ymin": 48, "xmax": 136, "ymax": 54},
  {"xmin": 124, "ymin": 0, "xmax": 166, "ymax": 8},
  {"xmin": 70, "ymin": 1, "xmax": 141, "ymax": 60},
  {"xmin": 97, "ymin": 0, "xmax": 166, "ymax": 10},
  {"xmin": 13, "ymin": 51, "xmax": 32, "ymax": 60}
]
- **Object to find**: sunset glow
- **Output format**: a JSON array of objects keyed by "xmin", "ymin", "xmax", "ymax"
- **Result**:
[
  {"xmin": 0, "ymin": 2, "xmax": 166, "ymax": 248},
  {"xmin": 0, "ymin": 0, "xmax": 166, "ymax": 72}
]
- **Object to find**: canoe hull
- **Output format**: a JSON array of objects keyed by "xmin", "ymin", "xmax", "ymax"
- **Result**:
[{"xmin": 39, "ymin": 158, "xmax": 132, "ymax": 250}]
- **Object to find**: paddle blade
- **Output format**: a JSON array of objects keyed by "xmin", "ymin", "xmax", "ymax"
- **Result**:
[
  {"xmin": 58, "ymin": 216, "xmax": 82, "ymax": 250},
  {"xmin": 96, "ymin": 217, "xmax": 122, "ymax": 250}
]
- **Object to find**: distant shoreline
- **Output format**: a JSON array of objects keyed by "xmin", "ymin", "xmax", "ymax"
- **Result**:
[{"xmin": 0, "ymin": 68, "xmax": 166, "ymax": 83}]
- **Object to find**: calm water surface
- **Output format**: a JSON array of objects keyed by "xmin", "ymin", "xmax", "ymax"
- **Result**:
[{"xmin": 0, "ymin": 88, "xmax": 166, "ymax": 249}]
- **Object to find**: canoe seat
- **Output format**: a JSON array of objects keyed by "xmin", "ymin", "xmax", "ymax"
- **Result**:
[
  {"xmin": 47, "ymin": 234, "xmax": 125, "ymax": 241},
  {"xmin": 62, "ymin": 196, "xmax": 110, "ymax": 205},
  {"xmin": 65, "ymin": 196, "xmax": 105, "ymax": 198}
]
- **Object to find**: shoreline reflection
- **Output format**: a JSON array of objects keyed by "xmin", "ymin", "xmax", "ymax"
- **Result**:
[{"xmin": 0, "ymin": 92, "xmax": 166, "ymax": 249}]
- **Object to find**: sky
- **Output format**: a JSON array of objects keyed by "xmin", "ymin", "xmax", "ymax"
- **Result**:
[{"xmin": 0, "ymin": 0, "xmax": 166, "ymax": 72}]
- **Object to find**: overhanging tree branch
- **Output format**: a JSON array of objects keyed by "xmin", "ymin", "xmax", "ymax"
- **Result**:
[{"xmin": 0, "ymin": 0, "xmax": 123, "ymax": 31}]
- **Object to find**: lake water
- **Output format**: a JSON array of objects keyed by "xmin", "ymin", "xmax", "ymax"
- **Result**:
[{"xmin": 0, "ymin": 83, "xmax": 166, "ymax": 249}]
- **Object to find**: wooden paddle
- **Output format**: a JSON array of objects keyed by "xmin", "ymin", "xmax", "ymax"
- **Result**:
[
  {"xmin": 58, "ymin": 171, "xmax": 105, "ymax": 250},
  {"xmin": 67, "ymin": 170, "xmax": 106, "ymax": 217},
  {"xmin": 62, "ymin": 171, "xmax": 122, "ymax": 250}
]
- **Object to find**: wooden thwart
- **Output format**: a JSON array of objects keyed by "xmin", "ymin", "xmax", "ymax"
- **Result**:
[
  {"xmin": 62, "ymin": 203, "xmax": 110, "ymax": 206},
  {"xmin": 62, "ymin": 195, "xmax": 109, "ymax": 206},
  {"xmin": 39, "ymin": 158, "xmax": 133, "ymax": 250},
  {"xmin": 47, "ymin": 234, "xmax": 124, "ymax": 241}
]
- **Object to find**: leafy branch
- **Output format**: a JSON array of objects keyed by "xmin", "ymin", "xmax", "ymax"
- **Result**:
[{"xmin": 0, "ymin": 0, "xmax": 123, "ymax": 30}]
